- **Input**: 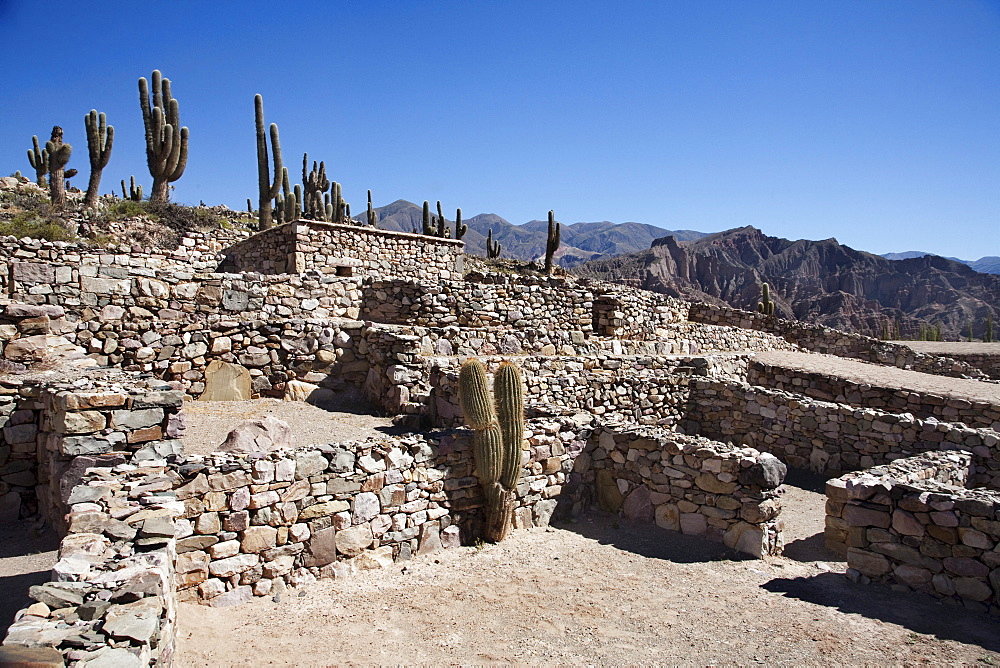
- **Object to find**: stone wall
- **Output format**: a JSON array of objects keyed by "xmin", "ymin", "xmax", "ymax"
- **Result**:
[
  {"xmin": 686, "ymin": 379, "xmax": 1000, "ymax": 488},
  {"xmin": 588, "ymin": 426, "xmax": 785, "ymax": 557},
  {"xmin": 748, "ymin": 359, "xmax": 1000, "ymax": 430},
  {"xmin": 218, "ymin": 220, "xmax": 464, "ymax": 280},
  {"xmin": 688, "ymin": 303, "xmax": 990, "ymax": 380},
  {"xmin": 825, "ymin": 451, "xmax": 1000, "ymax": 615}
]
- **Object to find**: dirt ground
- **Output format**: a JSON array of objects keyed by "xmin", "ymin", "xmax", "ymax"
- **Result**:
[
  {"xmin": 175, "ymin": 469, "xmax": 1000, "ymax": 666},
  {"xmin": 898, "ymin": 341, "xmax": 1000, "ymax": 356},
  {"xmin": 756, "ymin": 350, "xmax": 1000, "ymax": 405},
  {"xmin": 0, "ymin": 521, "xmax": 59, "ymax": 641},
  {"xmin": 178, "ymin": 398, "xmax": 400, "ymax": 456}
]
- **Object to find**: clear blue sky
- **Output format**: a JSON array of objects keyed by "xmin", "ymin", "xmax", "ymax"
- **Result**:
[{"xmin": 1, "ymin": 1, "xmax": 997, "ymax": 259}]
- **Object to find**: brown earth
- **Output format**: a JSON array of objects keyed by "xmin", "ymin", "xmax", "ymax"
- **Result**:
[
  {"xmin": 174, "ymin": 466, "xmax": 1000, "ymax": 666},
  {"xmin": 899, "ymin": 341, "xmax": 1000, "ymax": 356},
  {"xmin": 755, "ymin": 350, "xmax": 1000, "ymax": 406},
  {"xmin": 0, "ymin": 522, "xmax": 59, "ymax": 641}
]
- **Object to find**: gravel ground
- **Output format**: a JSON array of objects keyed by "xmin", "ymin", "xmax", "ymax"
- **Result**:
[
  {"xmin": 178, "ymin": 398, "xmax": 401, "ymax": 457},
  {"xmin": 755, "ymin": 350, "xmax": 1000, "ymax": 405},
  {"xmin": 897, "ymin": 341, "xmax": 1000, "ymax": 356},
  {"xmin": 175, "ymin": 474, "xmax": 1000, "ymax": 666},
  {"xmin": 0, "ymin": 522, "xmax": 60, "ymax": 641}
]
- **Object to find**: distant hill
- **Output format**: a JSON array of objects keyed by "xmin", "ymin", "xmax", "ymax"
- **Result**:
[
  {"xmin": 361, "ymin": 200, "xmax": 707, "ymax": 267},
  {"xmin": 881, "ymin": 251, "xmax": 1000, "ymax": 275},
  {"xmin": 577, "ymin": 226, "xmax": 999, "ymax": 339}
]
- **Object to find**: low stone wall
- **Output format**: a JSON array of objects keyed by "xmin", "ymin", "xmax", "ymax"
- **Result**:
[
  {"xmin": 748, "ymin": 358, "xmax": 1000, "ymax": 430},
  {"xmin": 686, "ymin": 379, "xmax": 1000, "ymax": 488},
  {"xmin": 825, "ymin": 451, "xmax": 1000, "ymax": 615},
  {"xmin": 424, "ymin": 354, "xmax": 752, "ymax": 429},
  {"xmin": 218, "ymin": 220, "xmax": 465, "ymax": 280},
  {"xmin": 590, "ymin": 285, "xmax": 689, "ymax": 339},
  {"xmin": 689, "ymin": 303, "xmax": 989, "ymax": 380},
  {"xmin": 588, "ymin": 426, "xmax": 785, "ymax": 557}
]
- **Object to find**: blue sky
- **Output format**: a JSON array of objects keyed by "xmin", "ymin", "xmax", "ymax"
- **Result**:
[{"xmin": 0, "ymin": 1, "xmax": 997, "ymax": 259}]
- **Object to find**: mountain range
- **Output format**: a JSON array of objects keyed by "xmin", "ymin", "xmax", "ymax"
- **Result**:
[
  {"xmin": 360, "ymin": 200, "xmax": 706, "ymax": 266},
  {"xmin": 575, "ymin": 226, "xmax": 1000, "ymax": 340},
  {"xmin": 880, "ymin": 252, "xmax": 1000, "ymax": 275}
]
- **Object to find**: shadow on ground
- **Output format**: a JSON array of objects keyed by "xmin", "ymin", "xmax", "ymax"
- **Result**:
[
  {"xmin": 555, "ymin": 511, "xmax": 753, "ymax": 565},
  {"xmin": 763, "ymin": 572, "xmax": 1000, "ymax": 652},
  {"xmin": 779, "ymin": 467, "xmax": 842, "ymax": 564},
  {"xmin": 0, "ymin": 521, "xmax": 60, "ymax": 640}
]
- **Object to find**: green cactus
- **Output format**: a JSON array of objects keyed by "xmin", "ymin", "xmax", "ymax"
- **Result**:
[
  {"xmin": 331, "ymin": 182, "xmax": 343, "ymax": 223},
  {"xmin": 422, "ymin": 200, "xmax": 433, "ymax": 235},
  {"xmin": 454, "ymin": 208, "xmax": 467, "ymax": 240},
  {"xmin": 756, "ymin": 282, "xmax": 775, "ymax": 316},
  {"xmin": 255, "ymin": 94, "xmax": 283, "ymax": 230},
  {"xmin": 486, "ymin": 228, "xmax": 502, "ymax": 259},
  {"xmin": 544, "ymin": 209, "xmax": 560, "ymax": 273},
  {"xmin": 459, "ymin": 358, "xmax": 525, "ymax": 542},
  {"xmin": 302, "ymin": 154, "xmax": 329, "ymax": 221},
  {"xmin": 121, "ymin": 176, "xmax": 143, "ymax": 202},
  {"xmin": 436, "ymin": 200, "xmax": 446, "ymax": 237},
  {"xmin": 367, "ymin": 190, "xmax": 378, "ymax": 227},
  {"xmin": 83, "ymin": 110, "xmax": 114, "ymax": 209},
  {"xmin": 139, "ymin": 70, "xmax": 189, "ymax": 204},
  {"xmin": 27, "ymin": 135, "xmax": 48, "ymax": 187},
  {"xmin": 45, "ymin": 126, "xmax": 72, "ymax": 210}
]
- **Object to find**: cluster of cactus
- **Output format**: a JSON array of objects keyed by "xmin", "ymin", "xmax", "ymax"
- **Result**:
[
  {"xmin": 419, "ymin": 200, "xmax": 464, "ymax": 239},
  {"xmin": 459, "ymin": 358, "xmax": 524, "ymax": 542},
  {"xmin": 84, "ymin": 110, "xmax": 114, "ymax": 209},
  {"xmin": 544, "ymin": 210, "xmax": 560, "ymax": 273},
  {"xmin": 486, "ymin": 228, "xmax": 502, "ymax": 258},
  {"xmin": 302, "ymin": 154, "xmax": 329, "ymax": 220},
  {"xmin": 121, "ymin": 176, "xmax": 143, "ymax": 202},
  {"xmin": 139, "ymin": 70, "xmax": 188, "ymax": 204},
  {"xmin": 757, "ymin": 282, "xmax": 775, "ymax": 315}
]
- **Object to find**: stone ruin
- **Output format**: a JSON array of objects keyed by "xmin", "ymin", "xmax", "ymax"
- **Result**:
[{"xmin": 0, "ymin": 210, "xmax": 997, "ymax": 665}]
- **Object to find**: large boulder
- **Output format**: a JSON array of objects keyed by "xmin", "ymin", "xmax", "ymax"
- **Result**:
[
  {"xmin": 199, "ymin": 360, "xmax": 251, "ymax": 401},
  {"xmin": 218, "ymin": 416, "xmax": 293, "ymax": 453}
]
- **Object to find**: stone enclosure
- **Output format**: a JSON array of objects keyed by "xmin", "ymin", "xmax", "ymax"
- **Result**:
[{"xmin": 1, "ymin": 214, "xmax": 999, "ymax": 665}]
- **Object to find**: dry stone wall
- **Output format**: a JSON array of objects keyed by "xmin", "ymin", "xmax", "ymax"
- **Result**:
[
  {"xmin": 748, "ymin": 358, "xmax": 1000, "ymax": 430},
  {"xmin": 687, "ymin": 379, "xmax": 1000, "ymax": 487},
  {"xmin": 219, "ymin": 220, "xmax": 464, "ymax": 280},
  {"xmin": 689, "ymin": 303, "xmax": 989, "ymax": 380},
  {"xmin": 825, "ymin": 451, "xmax": 1000, "ymax": 615},
  {"xmin": 588, "ymin": 426, "xmax": 785, "ymax": 557}
]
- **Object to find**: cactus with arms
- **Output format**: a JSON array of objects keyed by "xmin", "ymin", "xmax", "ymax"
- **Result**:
[
  {"xmin": 366, "ymin": 190, "xmax": 378, "ymax": 227},
  {"xmin": 544, "ymin": 210, "xmax": 560, "ymax": 273},
  {"xmin": 83, "ymin": 110, "xmax": 114, "ymax": 209},
  {"xmin": 459, "ymin": 358, "xmax": 524, "ymax": 542},
  {"xmin": 756, "ymin": 282, "xmax": 775, "ymax": 316},
  {"xmin": 27, "ymin": 135, "xmax": 48, "ymax": 187},
  {"xmin": 139, "ymin": 70, "xmax": 188, "ymax": 204},
  {"xmin": 45, "ymin": 126, "xmax": 73, "ymax": 209},
  {"xmin": 486, "ymin": 228, "xmax": 502, "ymax": 259},
  {"xmin": 255, "ymin": 94, "xmax": 283, "ymax": 230},
  {"xmin": 454, "ymin": 208, "xmax": 467, "ymax": 240},
  {"xmin": 121, "ymin": 176, "xmax": 143, "ymax": 202}
]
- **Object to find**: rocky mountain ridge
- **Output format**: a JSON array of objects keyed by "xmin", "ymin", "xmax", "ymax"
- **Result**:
[
  {"xmin": 881, "ymin": 251, "xmax": 1000, "ymax": 275},
  {"xmin": 576, "ymin": 226, "xmax": 1000, "ymax": 340}
]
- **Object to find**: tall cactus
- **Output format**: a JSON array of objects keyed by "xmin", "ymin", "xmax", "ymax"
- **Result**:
[
  {"xmin": 454, "ymin": 208, "xmax": 467, "ymax": 240},
  {"xmin": 367, "ymin": 190, "xmax": 378, "ymax": 227},
  {"xmin": 302, "ymin": 154, "xmax": 329, "ymax": 220},
  {"xmin": 331, "ymin": 182, "xmax": 344, "ymax": 223},
  {"xmin": 83, "ymin": 110, "xmax": 114, "ymax": 209},
  {"xmin": 544, "ymin": 209, "xmax": 560, "ymax": 273},
  {"xmin": 436, "ymin": 201, "xmax": 447, "ymax": 237},
  {"xmin": 422, "ymin": 200, "xmax": 433, "ymax": 235},
  {"xmin": 757, "ymin": 282, "xmax": 775, "ymax": 316},
  {"xmin": 255, "ymin": 94, "xmax": 283, "ymax": 230},
  {"xmin": 486, "ymin": 228, "xmax": 502, "ymax": 259},
  {"xmin": 45, "ymin": 126, "xmax": 73, "ymax": 210},
  {"xmin": 139, "ymin": 70, "xmax": 188, "ymax": 204},
  {"xmin": 459, "ymin": 358, "xmax": 525, "ymax": 542},
  {"xmin": 27, "ymin": 136, "xmax": 48, "ymax": 187}
]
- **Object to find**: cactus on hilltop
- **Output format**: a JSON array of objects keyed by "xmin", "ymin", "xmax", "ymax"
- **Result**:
[
  {"xmin": 367, "ymin": 190, "xmax": 378, "ymax": 227},
  {"xmin": 121, "ymin": 176, "xmax": 143, "ymax": 202},
  {"xmin": 255, "ymin": 94, "xmax": 283, "ymax": 230},
  {"xmin": 84, "ymin": 110, "xmax": 114, "ymax": 209},
  {"xmin": 756, "ymin": 282, "xmax": 775, "ymax": 316},
  {"xmin": 544, "ymin": 209, "xmax": 560, "ymax": 273},
  {"xmin": 139, "ymin": 70, "xmax": 189, "ymax": 204},
  {"xmin": 436, "ymin": 201, "xmax": 446, "ymax": 237},
  {"xmin": 27, "ymin": 135, "xmax": 48, "ymax": 187},
  {"xmin": 302, "ymin": 154, "xmax": 329, "ymax": 221},
  {"xmin": 45, "ymin": 126, "xmax": 73, "ymax": 210},
  {"xmin": 486, "ymin": 228, "xmax": 502, "ymax": 259},
  {"xmin": 459, "ymin": 358, "xmax": 525, "ymax": 542}
]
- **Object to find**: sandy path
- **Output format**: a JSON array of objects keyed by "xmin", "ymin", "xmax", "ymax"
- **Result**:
[
  {"xmin": 178, "ymin": 399, "xmax": 400, "ymax": 456},
  {"xmin": 174, "ymin": 477, "xmax": 1000, "ymax": 666},
  {"xmin": 899, "ymin": 341, "xmax": 1000, "ymax": 356},
  {"xmin": 755, "ymin": 350, "xmax": 1000, "ymax": 405}
]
